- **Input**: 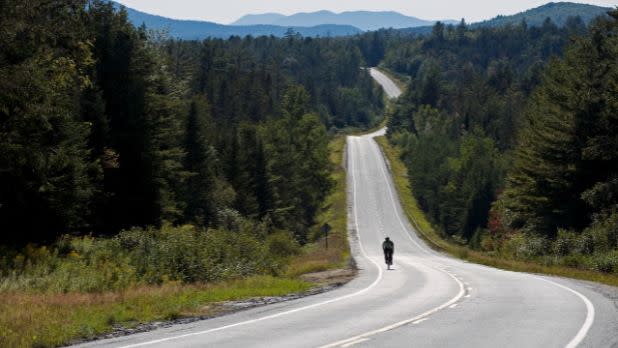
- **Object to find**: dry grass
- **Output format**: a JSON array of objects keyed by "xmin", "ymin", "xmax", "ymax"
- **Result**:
[
  {"xmin": 376, "ymin": 136, "xmax": 618, "ymax": 288},
  {"xmin": 0, "ymin": 276, "xmax": 311, "ymax": 348}
]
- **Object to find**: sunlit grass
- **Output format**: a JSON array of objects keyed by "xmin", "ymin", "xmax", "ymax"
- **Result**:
[
  {"xmin": 0, "ymin": 276, "xmax": 311, "ymax": 348},
  {"xmin": 376, "ymin": 136, "xmax": 618, "ymax": 287}
]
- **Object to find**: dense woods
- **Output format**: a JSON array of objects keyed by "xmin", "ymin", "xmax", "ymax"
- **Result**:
[
  {"xmin": 384, "ymin": 12, "xmax": 618, "ymax": 272},
  {"xmin": 0, "ymin": 0, "xmax": 383, "ymax": 246}
]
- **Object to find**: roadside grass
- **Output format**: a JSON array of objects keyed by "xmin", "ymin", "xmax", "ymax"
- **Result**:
[
  {"xmin": 0, "ymin": 276, "xmax": 311, "ymax": 348},
  {"xmin": 376, "ymin": 136, "xmax": 618, "ymax": 288},
  {"xmin": 0, "ymin": 136, "xmax": 351, "ymax": 348}
]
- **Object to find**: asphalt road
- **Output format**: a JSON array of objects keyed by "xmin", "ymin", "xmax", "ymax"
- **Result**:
[
  {"xmin": 369, "ymin": 68, "xmax": 402, "ymax": 98},
  {"xmin": 75, "ymin": 68, "xmax": 617, "ymax": 348}
]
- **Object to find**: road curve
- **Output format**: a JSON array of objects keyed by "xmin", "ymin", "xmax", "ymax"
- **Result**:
[
  {"xmin": 369, "ymin": 68, "xmax": 402, "ymax": 99},
  {"xmin": 75, "ymin": 69, "xmax": 617, "ymax": 348}
]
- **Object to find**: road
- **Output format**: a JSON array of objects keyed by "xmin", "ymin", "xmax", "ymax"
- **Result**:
[
  {"xmin": 369, "ymin": 68, "xmax": 402, "ymax": 99},
  {"xmin": 76, "ymin": 68, "xmax": 617, "ymax": 348}
]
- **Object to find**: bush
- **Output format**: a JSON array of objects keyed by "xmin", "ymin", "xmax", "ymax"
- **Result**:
[
  {"xmin": 0, "ymin": 225, "xmax": 279, "ymax": 293},
  {"xmin": 576, "ymin": 231, "xmax": 595, "ymax": 255},
  {"xmin": 587, "ymin": 212, "xmax": 618, "ymax": 252},
  {"xmin": 552, "ymin": 229, "xmax": 576, "ymax": 256},
  {"xmin": 587, "ymin": 252, "xmax": 618, "ymax": 274},
  {"xmin": 513, "ymin": 234, "xmax": 549, "ymax": 259},
  {"xmin": 267, "ymin": 231, "xmax": 300, "ymax": 258}
]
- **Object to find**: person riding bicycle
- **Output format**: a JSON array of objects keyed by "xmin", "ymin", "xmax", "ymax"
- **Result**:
[{"xmin": 382, "ymin": 237, "xmax": 394, "ymax": 269}]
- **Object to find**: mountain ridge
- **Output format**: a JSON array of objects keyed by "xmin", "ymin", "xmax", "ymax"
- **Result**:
[
  {"xmin": 233, "ymin": 10, "xmax": 457, "ymax": 31},
  {"xmin": 116, "ymin": 1, "xmax": 613, "ymax": 40},
  {"xmin": 474, "ymin": 2, "xmax": 612, "ymax": 28},
  {"xmin": 118, "ymin": 4, "xmax": 361, "ymax": 39}
]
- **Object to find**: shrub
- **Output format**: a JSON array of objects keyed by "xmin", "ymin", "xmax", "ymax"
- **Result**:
[
  {"xmin": 0, "ymin": 225, "xmax": 278, "ymax": 293},
  {"xmin": 509, "ymin": 233, "xmax": 549, "ymax": 259},
  {"xmin": 587, "ymin": 212, "xmax": 618, "ymax": 252},
  {"xmin": 587, "ymin": 252, "xmax": 618, "ymax": 274},
  {"xmin": 553, "ymin": 229, "xmax": 577, "ymax": 256},
  {"xmin": 267, "ymin": 231, "xmax": 300, "ymax": 258},
  {"xmin": 576, "ymin": 231, "xmax": 595, "ymax": 255}
]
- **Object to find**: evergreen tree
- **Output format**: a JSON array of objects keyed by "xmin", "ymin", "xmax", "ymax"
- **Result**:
[
  {"xmin": 503, "ymin": 11, "xmax": 618, "ymax": 237},
  {"xmin": 0, "ymin": 0, "xmax": 98, "ymax": 243},
  {"xmin": 183, "ymin": 98, "xmax": 217, "ymax": 227}
]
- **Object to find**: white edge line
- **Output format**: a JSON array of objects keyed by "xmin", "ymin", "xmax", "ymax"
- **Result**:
[
  {"xmin": 340, "ymin": 337, "xmax": 370, "ymax": 348},
  {"xmin": 318, "ymin": 268, "xmax": 464, "ymax": 348},
  {"xmin": 318, "ymin": 137, "xmax": 466, "ymax": 348},
  {"xmin": 535, "ymin": 277, "xmax": 595, "ymax": 348},
  {"xmin": 115, "ymin": 137, "xmax": 384, "ymax": 348},
  {"xmin": 368, "ymin": 131, "xmax": 596, "ymax": 348}
]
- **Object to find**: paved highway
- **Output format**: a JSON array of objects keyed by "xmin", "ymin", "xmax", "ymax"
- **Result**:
[{"xmin": 76, "ymin": 68, "xmax": 617, "ymax": 348}]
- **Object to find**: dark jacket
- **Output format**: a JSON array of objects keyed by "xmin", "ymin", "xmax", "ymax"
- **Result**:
[{"xmin": 382, "ymin": 240, "xmax": 394, "ymax": 252}]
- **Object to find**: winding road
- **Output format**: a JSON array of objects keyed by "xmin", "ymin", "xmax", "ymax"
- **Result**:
[{"xmin": 76, "ymin": 68, "xmax": 618, "ymax": 348}]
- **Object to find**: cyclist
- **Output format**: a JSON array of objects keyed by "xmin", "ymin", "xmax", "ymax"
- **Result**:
[{"xmin": 382, "ymin": 237, "xmax": 394, "ymax": 270}]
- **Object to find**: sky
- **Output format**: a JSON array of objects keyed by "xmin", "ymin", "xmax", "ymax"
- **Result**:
[{"xmin": 114, "ymin": 0, "xmax": 617, "ymax": 24}]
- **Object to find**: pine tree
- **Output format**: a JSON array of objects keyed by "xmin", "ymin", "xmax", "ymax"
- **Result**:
[
  {"xmin": 183, "ymin": 98, "xmax": 217, "ymax": 227},
  {"xmin": 503, "ymin": 11, "xmax": 618, "ymax": 237}
]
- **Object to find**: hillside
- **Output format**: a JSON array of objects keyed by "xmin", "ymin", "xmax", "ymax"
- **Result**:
[
  {"xmin": 233, "ymin": 10, "xmax": 456, "ymax": 31},
  {"xmin": 475, "ymin": 2, "xmax": 611, "ymax": 28},
  {"xmin": 232, "ymin": 13, "xmax": 286, "ymax": 26},
  {"xmin": 118, "ymin": 3, "xmax": 361, "ymax": 39}
]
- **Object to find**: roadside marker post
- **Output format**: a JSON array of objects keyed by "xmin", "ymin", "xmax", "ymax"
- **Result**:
[{"xmin": 321, "ymin": 223, "xmax": 331, "ymax": 249}]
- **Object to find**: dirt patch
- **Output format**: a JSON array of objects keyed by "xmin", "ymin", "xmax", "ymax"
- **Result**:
[{"xmin": 300, "ymin": 268, "xmax": 357, "ymax": 287}]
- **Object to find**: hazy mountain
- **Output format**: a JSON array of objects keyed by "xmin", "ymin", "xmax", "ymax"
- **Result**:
[
  {"xmin": 117, "ymin": 3, "xmax": 361, "ymax": 39},
  {"xmin": 233, "ymin": 10, "xmax": 456, "ymax": 31},
  {"xmin": 232, "ymin": 13, "xmax": 286, "ymax": 26},
  {"xmin": 474, "ymin": 2, "xmax": 611, "ymax": 28},
  {"xmin": 399, "ymin": 2, "xmax": 612, "ymax": 37}
]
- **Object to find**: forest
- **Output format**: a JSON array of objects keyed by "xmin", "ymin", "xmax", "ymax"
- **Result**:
[
  {"xmin": 383, "ymin": 13, "xmax": 618, "ymax": 273},
  {"xmin": 0, "ymin": 0, "xmax": 384, "ymax": 246},
  {"xmin": 0, "ymin": 0, "xmax": 389, "ymax": 306}
]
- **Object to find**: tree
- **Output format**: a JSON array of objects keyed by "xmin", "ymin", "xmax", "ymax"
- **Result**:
[
  {"xmin": 0, "ymin": 0, "xmax": 98, "ymax": 243},
  {"xmin": 182, "ymin": 98, "xmax": 217, "ymax": 226},
  {"xmin": 502, "ymin": 11, "xmax": 618, "ymax": 237}
]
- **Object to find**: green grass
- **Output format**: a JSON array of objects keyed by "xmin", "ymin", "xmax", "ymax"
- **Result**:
[
  {"xmin": 0, "ymin": 276, "xmax": 310, "ymax": 348},
  {"xmin": 376, "ymin": 136, "xmax": 618, "ymax": 287}
]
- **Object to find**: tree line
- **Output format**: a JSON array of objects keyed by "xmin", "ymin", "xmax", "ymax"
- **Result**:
[
  {"xmin": 384, "ymin": 13, "xmax": 618, "ymax": 270},
  {"xmin": 0, "ymin": 0, "xmax": 384, "ymax": 245}
]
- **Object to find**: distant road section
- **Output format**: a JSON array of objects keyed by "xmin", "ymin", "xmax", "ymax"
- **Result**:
[{"xmin": 369, "ymin": 68, "xmax": 402, "ymax": 99}]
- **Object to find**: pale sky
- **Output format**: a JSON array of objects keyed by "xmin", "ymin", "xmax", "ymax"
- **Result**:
[{"xmin": 114, "ymin": 0, "xmax": 617, "ymax": 24}]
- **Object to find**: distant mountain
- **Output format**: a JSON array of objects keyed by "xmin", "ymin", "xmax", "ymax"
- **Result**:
[
  {"xmin": 232, "ymin": 13, "xmax": 286, "ymax": 26},
  {"xmin": 233, "ymin": 10, "xmax": 457, "ymax": 31},
  {"xmin": 398, "ymin": 2, "xmax": 612, "ymax": 37},
  {"xmin": 116, "ymin": 3, "xmax": 361, "ymax": 40},
  {"xmin": 475, "ymin": 2, "xmax": 612, "ymax": 28}
]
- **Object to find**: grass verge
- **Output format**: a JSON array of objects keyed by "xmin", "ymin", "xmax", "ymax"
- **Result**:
[
  {"xmin": 376, "ymin": 136, "xmax": 618, "ymax": 287},
  {"xmin": 0, "ymin": 276, "xmax": 310, "ymax": 348}
]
